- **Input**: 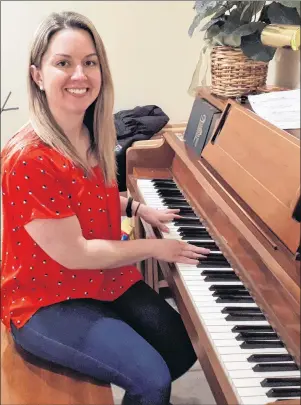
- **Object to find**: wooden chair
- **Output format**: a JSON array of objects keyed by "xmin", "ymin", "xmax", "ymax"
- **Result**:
[{"xmin": 1, "ymin": 324, "xmax": 114, "ymax": 405}]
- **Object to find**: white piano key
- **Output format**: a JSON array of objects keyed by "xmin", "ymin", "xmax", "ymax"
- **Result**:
[
  {"xmin": 211, "ymin": 332, "xmax": 240, "ymax": 340},
  {"xmin": 221, "ymin": 352, "xmax": 289, "ymax": 363},
  {"xmin": 225, "ymin": 361, "xmax": 296, "ymax": 371},
  {"xmin": 215, "ymin": 339, "xmax": 264, "ymax": 348},
  {"xmin": 238, "ymin": 385, "xmax": 300, "ymax": 398},
  {"xmin": 181, "ymin": 269, "xmax": 233, "ymax": 274},
  {"xmin": 233, "ymin": 376, "xmax": 299, "ymax": 388},
  {"xmin": 218, "ymin": 346, "xmax": 289, "ymax": 355},
  {"xmin": 196, "ymin": 305, "xmax": 258, "ymax": 314},
  {"xmin": 186, "ymin": 280, "xmax": 244, "ymax": 287},
  {"xmin": 207, "ymin": 324, "xmax": 271, "ymax": 333},
  {"xmin": 241, "ymin": 396, "xmax": 300, "ymax": 405},
  {"xmin": 229, "ymin": 369, "xmax": 300, "ymax": 379}
]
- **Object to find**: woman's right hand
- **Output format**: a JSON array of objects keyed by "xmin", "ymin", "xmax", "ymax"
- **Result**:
[{"xmin": 152, "ymin": 239, "xmax": 210, "ymax": 265}]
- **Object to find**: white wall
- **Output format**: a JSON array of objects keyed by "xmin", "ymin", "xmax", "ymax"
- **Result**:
[{"xmin": 1, "ymin": 1, "xmax": 300, "ymax": 147}]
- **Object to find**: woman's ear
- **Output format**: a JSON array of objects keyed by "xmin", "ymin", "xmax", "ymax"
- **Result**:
[{"xmin": 30, "ymin": 65, "xmax": 44, "ymax": 90}]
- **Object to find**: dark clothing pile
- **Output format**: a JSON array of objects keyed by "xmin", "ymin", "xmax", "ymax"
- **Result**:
[{"xmin": 114, "ymin": 105, "xmax": 169, "ymax": 191}]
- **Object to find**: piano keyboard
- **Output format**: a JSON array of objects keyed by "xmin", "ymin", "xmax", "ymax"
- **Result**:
[{"xmin": 137, "ymin": 178, "xmax": 301, "ymax": 405}]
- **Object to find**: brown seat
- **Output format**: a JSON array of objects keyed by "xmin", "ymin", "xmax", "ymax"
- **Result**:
[{"xmin": 1, "ymin": 324, "xmax": 114, "ymax": 405}]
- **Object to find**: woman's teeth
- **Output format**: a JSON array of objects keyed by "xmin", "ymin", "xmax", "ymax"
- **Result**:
[{"xmin": 66, "ymin": 88, "xmax": 87, "ymax": 94}]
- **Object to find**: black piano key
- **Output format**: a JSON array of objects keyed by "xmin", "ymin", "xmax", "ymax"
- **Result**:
[
  {"xmin": 240, "ymin": 340, "xmax": 284, "ymax": 349},
  {"xmin": 189, "ymin": 241, "xmax": 219, "ymax": 250},
  {"xmin": 173, "ymin": 219, "xmax": 201, "ymax": 225},
  {"xmin": 200, "ymin": 259, "xmax": 230, "ymax": 265},
  {"xmin": 248, "ymin": 354, "xmax": 294, "ymax": 363},
  {"xmin": 199, "ymin": 258, "xmax": 230, "ymax": 265},
  {"xmin": 204, "ymin": 253, "xmax": 226, "ymax": 260},
  {"xmin": 222, "ymin": 306, "xmax": 262, "ymax": 314},
  {"xmin": 180, "ymin": 231, "xmax": 210, "ymax": 237},
  {"xmin": 261, "ymin": 377, "xmax": 301, "ymax": 387},
  {"xmin": 166, "ymin": 204, "xmax": 191, "ymax": 210},
  {"xmin": 226, "ymin": 314, "xmax": 266, "ymax": 321},
  {"xmin": 213, "ymin": 290, "xmax": 250, "ymax": 296},
  {"xmin": 158, "ymin": 189, "xmax": 183, "ymax": 194},
  {"xmin": 152, "ymin": 179, "xmax": 175, "ymax": 183},
  {"xmin": 210, "ymin": 284, "xmax": 246, "ymax": 291},
  {"xmin": 205, "ymin": 274, "xmax": 240, "ymax": 282},
  {"xmin": 179, "ymin": 225, "xmax": 208, "ymax": 230},
  {"xmin": 180, "ymin": 227, "xmax": 209, "ymax": 233},
  {"xmin": 158, "ymin": 193, "xmax": 183, "ymax": 199},
  {"xmin": 160, "ymin": 194, "xmax": 184, "ymax": 200},
  {"xmin": 177, "ymin": 224, "xmax": 204, "ymax": 229},
  {"xmin": 232, "ymin": 325, "xmax": 273, "ymax": 332},
  {"xmin": 165, "ymin": 203, "xmax": 191, "ymax": 209},
  {"xmin": 162, "ymin": 195, "xmax": 187, "ymax": 201},
  {"xmin": 201, "ymin": 270, "xmax": 233, "ymax": 276},
  {"xmin": 162, "ymin": 198, "xmax": 186, "ymax": 204},
  {"xmin": 177, "ymin": 212, "xmax": 198, "ymax": 219},
  {"xmin": 179, "ymin": 234, "xmax": 210, "ymax": 241},
  {"xmin": 155, "ymin": 184, "xmax": 179, "ymax": 189},
  {"xmin": 154, "ymin": 183, "xmax": 176, "ymax": 188},
  {"xmin": 216, "ymin": 296, "xmax": 254, "ymax": 303},
  {"xmin": 266, "ymin": 388, "xmax": 301, "ymax": 398},
  {"xmin": 236, "ymin": 332, "xmax": 279, "ymax": 341},
  {"xmin": 181, "ymin": 232, "xmax": 211, "ymax": 239},
  {"xmin": 253, "ymin": 363, "xmax": 299, "ymax": 372},
  {"xmin": 182, "ymin": 233, "xmax": 207, "ymax": 239},
  {"xmin": 198, "ymin": 261, "xmax": 231, "ymax": 268},
  {"xmin": 179, "ymin": 226, "xmax": 206, "ymax": 231}
]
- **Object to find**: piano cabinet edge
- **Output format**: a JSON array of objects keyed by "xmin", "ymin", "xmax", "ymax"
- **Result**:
[{"xmin": 126, "ymin": 136, "xmax": 175, "ymax": 179}]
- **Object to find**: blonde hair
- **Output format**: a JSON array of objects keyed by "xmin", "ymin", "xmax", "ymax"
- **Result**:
[{"xmin": 3, "ymin": 11, "xmax": 116, "ymax": 184}]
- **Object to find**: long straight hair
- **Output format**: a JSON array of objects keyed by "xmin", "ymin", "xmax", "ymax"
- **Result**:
[{"xmin": 2, "ymin": 11, "xmax": 117, "ymax": 184}]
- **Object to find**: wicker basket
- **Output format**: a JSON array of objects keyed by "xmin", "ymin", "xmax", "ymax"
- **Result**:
[{"xmin": 211, "ymin": 46, "xmax": 268, "ymax": 98}]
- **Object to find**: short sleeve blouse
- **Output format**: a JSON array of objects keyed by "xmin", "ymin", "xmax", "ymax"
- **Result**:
[{"xmin": 1, "ymin": 126, "xmax": 142, "ymax": 330}]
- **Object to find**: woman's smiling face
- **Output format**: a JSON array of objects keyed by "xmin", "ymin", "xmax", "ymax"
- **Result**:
[{"xmin": 32, "ymin": 28, "xmax": 101, "ymax": 116}]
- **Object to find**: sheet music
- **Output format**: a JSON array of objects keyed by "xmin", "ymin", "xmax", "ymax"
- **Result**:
[{"xmin": 248, "ymin": 89, "xmax": 300, "ymax": 130}]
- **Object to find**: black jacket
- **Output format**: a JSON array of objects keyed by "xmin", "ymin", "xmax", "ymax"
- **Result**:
[{"xmin": 115, "ymin": 105, "xmax": 169, "ymax": 191}]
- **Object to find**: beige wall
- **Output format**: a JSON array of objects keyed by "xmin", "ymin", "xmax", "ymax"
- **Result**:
[
  {"xmin": 1, "ymin": 1, "xmax": 200, "ymax": 145},
  {"xmin": 1, "ymin": 1, "xmax": 300, "ymax": 147}
]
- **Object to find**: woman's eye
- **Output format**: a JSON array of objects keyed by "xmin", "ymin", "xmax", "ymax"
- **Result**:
[
  {"xmin": 85, "ymin": 60, "xmax": 97, "ymax": 67},
  {"xmin": 57, "ymin": 61, "xmax": 69, "ymax": 67}
]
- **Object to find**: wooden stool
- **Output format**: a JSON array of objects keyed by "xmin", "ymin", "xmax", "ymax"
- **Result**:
[{"xmin": 1, "ymin": 324, "xmax": 114, "ymax": 405}]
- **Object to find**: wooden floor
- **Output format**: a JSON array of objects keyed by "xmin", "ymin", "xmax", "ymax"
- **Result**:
[{"xmin": 1, "ymin": 324, "xmax": 114, "ymax": 405}]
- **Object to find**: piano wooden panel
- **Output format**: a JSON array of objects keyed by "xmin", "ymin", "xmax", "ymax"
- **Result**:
[{"xmin": 201, "ymin": 100, "xmax": 300, "ymax": 253}]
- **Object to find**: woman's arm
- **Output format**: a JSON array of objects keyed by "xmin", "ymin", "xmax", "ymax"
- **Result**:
[
  {"xmin": 120, "ymin": 195, "xmax": 141, "ymax": 217},
  {"xmin": 25, "ymin": 216, "xmax": 208, "ymax": 270}
]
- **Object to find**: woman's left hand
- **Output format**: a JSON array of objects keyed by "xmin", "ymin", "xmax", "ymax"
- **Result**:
[{"xmin": 138, "ymin": 205, "xmax": 181, "ymax": 233}]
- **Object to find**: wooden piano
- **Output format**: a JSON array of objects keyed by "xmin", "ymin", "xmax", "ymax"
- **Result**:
[{"xmin": 126, "ymin": 87, "xmax": 300, "ymax": 405}]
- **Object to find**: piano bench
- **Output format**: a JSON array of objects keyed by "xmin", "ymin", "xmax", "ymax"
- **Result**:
[{"xmin": 1, "ymin": 324, "xmax": 114, "ymax": 405}]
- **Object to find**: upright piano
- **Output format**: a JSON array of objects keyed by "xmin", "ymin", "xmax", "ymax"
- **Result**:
[{"xmin": 126, "ymin": 87, "xmax": 300, "ymax": 405}]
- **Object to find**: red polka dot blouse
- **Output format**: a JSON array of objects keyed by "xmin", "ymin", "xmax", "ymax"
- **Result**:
[{"xmin": 1, "ymin": 125, "xmax": 142, "ymax": 330}]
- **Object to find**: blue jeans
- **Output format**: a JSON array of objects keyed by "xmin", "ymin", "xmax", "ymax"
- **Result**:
[{"xmin": 11, "ymin": 281, "xmax": 197, "ymax": 405}]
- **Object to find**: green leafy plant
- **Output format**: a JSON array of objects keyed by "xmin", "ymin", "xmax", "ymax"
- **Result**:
[{"xmin": 189, "ymin": 1, "xmax": 300, "ymax": 62}]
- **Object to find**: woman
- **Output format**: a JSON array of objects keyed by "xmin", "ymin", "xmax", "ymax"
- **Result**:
[{"xmin": 1, "ymin": 11, "xmax": 210, "ymax": 405}]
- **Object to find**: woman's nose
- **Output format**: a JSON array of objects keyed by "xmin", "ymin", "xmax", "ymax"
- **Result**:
[{"xmin": 71, "ymin": 65, "xmax": 87, "ymax": 80}]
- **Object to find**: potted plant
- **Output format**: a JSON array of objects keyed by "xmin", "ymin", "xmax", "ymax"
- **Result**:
[{"xmin": 188, "ymin": 0, "xmax": 300, "ymax": 98}]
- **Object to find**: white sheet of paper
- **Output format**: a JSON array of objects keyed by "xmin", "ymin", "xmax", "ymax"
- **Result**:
[{"xmin": 248, "ymin": 89, "xmax": 300, "ymax": 130}]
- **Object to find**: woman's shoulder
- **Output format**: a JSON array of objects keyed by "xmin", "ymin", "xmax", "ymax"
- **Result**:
[{"xmin": 1, "ymin": 123, "xmax": 65, "ymax": 173}]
